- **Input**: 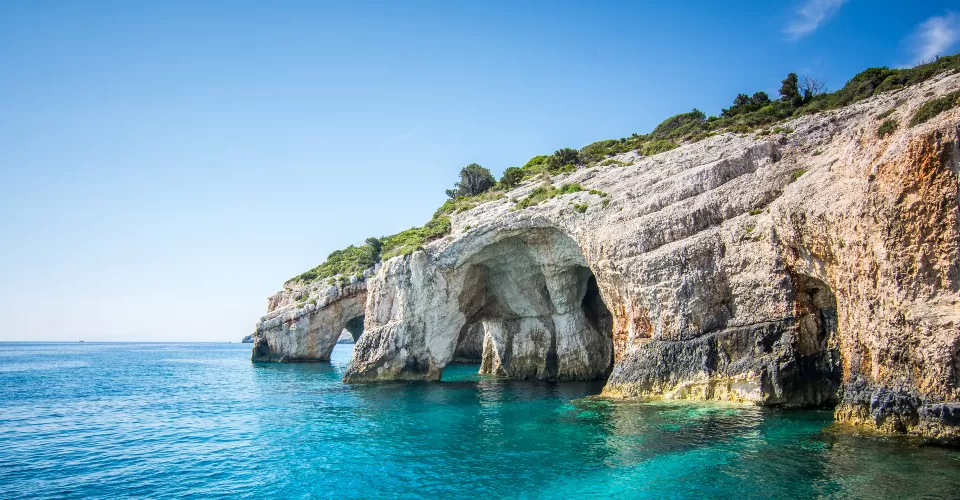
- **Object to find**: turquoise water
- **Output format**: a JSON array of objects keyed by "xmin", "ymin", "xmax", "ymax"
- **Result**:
[{"xmin": 2, "ymin": 343, "xmax": 959, "ymax": 499}]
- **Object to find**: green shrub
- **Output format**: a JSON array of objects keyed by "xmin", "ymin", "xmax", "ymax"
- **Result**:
[
  {"xmin": 651, "ymin": 109, "xmax": 707, "ymax": 140},
  {"xmin": 641, "ymin": 140, "xmax": 678, "ymax": 156},
  {"xmin": 599, "ymin": 158, "xmax": 626, "ymax": 167},
  {"xmin": 909, "ymin": 91, "xmax": 960, "ymax": 126},
  {"xmin": 551, "ymin": 148, "xmax": 580, "ymax": 165},
  {"xmin": 541, "ymin": 148, "xmax": 581, "ymax": 173},
  {"xmin": 446, "ymin": 163, "xmax": 496, "ymax": 199},
  {"xmin": 287, "ymin": 240, "xmax": 381, "ymax": 284},
  {"xmin": 580, "ymin": 140, "xmax": 621, "ymax": 164},
  {"xmin": 572, "ymin": 203, "xmax": 588, "ymax": 213},
  {"xmin": 749, "ymin": 208, "xmax": 762, "ymax": 216},
  {"xmin": 789, "ymin": 168, "xmax": 808, "ymax": 183},
  {"xmin": 499, "ymin": 167, "xmax": 523, "ymax": 189},
  {"xmin": 601, "ymin": 199, "xmax": 610, "ymax": 208},
  {"xmin": 514, "ymin": 183, "xmax": 585, "ymax": 209},
  {"xmin": 779, "ymin": 73, "xmax": 804, "ymax": 107},
  {"xmin": 380, "ymin": 215, "xmax": 451, "ymax": 260},
  {"xmin": 877, "ymin": 119, "xmax": 899, "ymax": 138},
  {"xmin": 722, "ymin": 92, "xmax": 772, "ymax": 118},
  {"xmin": 874, "ymin": 54, "xmax": 960, "ymax": 94},
  {"xmin": 434, "ymin": 190, "xmax": 505, "ymax": 217},
  {"xmin": 876, "ymin": 108, "xmax": 896, "ymax": 120}
]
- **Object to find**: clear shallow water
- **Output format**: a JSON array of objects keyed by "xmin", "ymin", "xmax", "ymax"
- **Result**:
[{"xmin": 1, "ymin": 343, "xmax": 959, "ymax": 499}]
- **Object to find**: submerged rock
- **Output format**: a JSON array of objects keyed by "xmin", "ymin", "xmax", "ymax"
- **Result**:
[{"xmin": 252, "ymin": 72, "xmax": 960, "ymax": 444}]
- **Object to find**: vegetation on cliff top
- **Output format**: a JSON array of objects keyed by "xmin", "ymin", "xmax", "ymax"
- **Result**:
[
  {"xmin": 909, "ymin": 90, "xmax": 960, "ymax": 126},
  {"xmin": 287, "ymin": 52, "xmax": 960, "ymax": 285}
]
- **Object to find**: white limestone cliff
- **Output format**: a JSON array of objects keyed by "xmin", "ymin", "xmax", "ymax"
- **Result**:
[{"xmin": 252, "ymin": 72, "xmax": 960, "ymax": 443}]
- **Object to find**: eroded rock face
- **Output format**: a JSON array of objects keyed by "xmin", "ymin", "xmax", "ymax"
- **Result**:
[
  {"xmin": 452, "ymin": 323, "xmax": 484, "ymax": 363},
  {"xmin": 254, "ymin": 72, "xmax": 960, "ymax": 443},
  {"xmin": 251, "ymin": 280, "xmax": 367, "ymax": 362},
  {"xmin": 343, "ymin": 228, "xmax": 614, "ymax": 381}
]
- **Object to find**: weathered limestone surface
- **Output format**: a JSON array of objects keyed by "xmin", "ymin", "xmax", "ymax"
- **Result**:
[
  {"xmin": 453, "ymin": 323, "xmax": 484, "ymax": 363},
  {"xmin": 251, "ymin": 278, "xmax": 368, "ymax": 362},
  {"xmin": 252, "ymin": 72, "xmax": 960, "ymax": 443}
]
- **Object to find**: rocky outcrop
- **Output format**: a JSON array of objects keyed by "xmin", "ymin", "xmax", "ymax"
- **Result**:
[
  {"xmin": 253, "ymin": 72, "xmax": 960, "ymax": 443},
  {"xmin": 251, "ymin": 278, "xmax": 368, "ymax": 362},
  {"xmin": 241, "ymin": 334, "xmax": 254, "ymax": 344}
]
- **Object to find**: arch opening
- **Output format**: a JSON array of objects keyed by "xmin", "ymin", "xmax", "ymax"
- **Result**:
[
  {"xmin": 344, "ymin": 315, "xmax": 366, "ymax": 342},
  {"xmin": 443, "ymin": 232, "xmax": 613, "ymax": 382}
]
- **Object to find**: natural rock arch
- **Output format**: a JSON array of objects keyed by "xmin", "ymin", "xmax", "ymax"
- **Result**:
[
  {"xmin": 344, "ymin": 315, "xmax": 366, "ymax": 341},
  {"xmin": 345, "ymin": 226, "xmax": 614, "ymax": 382},
  {"xmin": 252, "ymin": 283, "xmax": 367, "ymax": 362},
  {"xmin": 450, "ymin": 233, "xmax": 613, "ymax": 380}
]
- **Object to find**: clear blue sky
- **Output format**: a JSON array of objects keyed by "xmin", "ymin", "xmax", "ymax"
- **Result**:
[{"xmin": 1, "ymin": 1, "xmax": 958, "ymax": 341}]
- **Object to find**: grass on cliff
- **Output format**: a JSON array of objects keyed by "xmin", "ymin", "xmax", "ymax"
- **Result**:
[
  {"xmin": 379, "ymin": 215, "xmax": 452, "ymax": 261},
  {"xmin": 289, "ymin": 242, "xmax": 380, "ymax": 284},
  {"xmin": 512, "ymin": 183, "xmax": 608, "ymax": 210},
  {"xmin": 909, "ymin": 90, "xmax": 960, "ymax": 126},
  {"xmin": 877, "ymin": 119, "xmax": 899, "ymax": 138},
  {"xmin": 286, "ymin": 52, "xmax": 960, "ymax": 285},
  {"xmin": 563, "ymin": 53, "xmax": 960, "ymax": 164}
]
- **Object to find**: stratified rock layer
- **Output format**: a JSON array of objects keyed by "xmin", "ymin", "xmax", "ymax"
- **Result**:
[{"xmin": 253, "ymin": 72, "xmax": 960, "ymax": 443}]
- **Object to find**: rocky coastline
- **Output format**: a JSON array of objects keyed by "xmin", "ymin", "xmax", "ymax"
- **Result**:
[{"xmin": 250, "ymin": 70, "xmax": 960, "ymax": 444}]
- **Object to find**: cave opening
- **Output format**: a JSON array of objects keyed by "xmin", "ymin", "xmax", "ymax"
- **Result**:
[
  {"xmin": 344, "ymin": 315, "xmax": 366, "ymax": 341},
  {"xmin": 443, "ymin": 233, "xmax": 613, "ymax": 383},
  {"xmin": 777, "ymin": 273, "xmax": 842, "ymax": 408}
]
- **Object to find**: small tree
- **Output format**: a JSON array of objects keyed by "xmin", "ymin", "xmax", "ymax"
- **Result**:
[
  {"xmin": 750, "ymin": 91, "xmax": 771, "ymax": 106},
  {"xmin": 446, "ymin": 163, "xmax": 496, "ymax": 199},
  {"xmin": 365, "ymin": 237, "xmax": 382, "ymax": 253},
  {"xmin": 545, "ymin": 148, "xmax": 580, "ymax": 171},
  {"xmin": 733, "ymin": 93, "xmax": 750, "ymax": 108},
  {"xmin": 722, "ymin": 92, "xmax": 770, "ymax": 117},
  {"xmin": 552, "ymin": 148, "xmax": 580, "ymax": 165},
  {"xmin": 499, "ymin": 167, "xmax": 523, "ymax": 189},
  {"xmin": 780, "ymin": 73, "xmax": 803, "ymax": 107},
  {"xmin": 801, "ymin": 75, "xmax": 826, "ymax": 101}
]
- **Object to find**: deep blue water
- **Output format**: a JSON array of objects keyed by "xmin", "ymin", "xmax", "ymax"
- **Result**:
[{"xmin": 1, "ymin": 343, "xmax": 959, "ymax": 499}]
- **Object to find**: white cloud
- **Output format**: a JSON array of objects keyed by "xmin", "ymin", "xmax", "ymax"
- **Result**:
[
  {"xmin": 908, "ymin": 12, "xmax": 960, "ymax": 63},
  {"xmin": 783, "ymin": 0, "xmax": 849, "ymax": 40}
]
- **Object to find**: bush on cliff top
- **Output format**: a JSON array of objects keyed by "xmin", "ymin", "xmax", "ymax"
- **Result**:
[
  {"xmin": 288, "ymin": 241, "xmax": 380, "ymax": 284},
  {"xmin": 513, "ymin": 183, "xmax": 585, "ymax": 210},
  {"xmin": 379, "ymin": 215, "xmax": 451, "ymax": 261},
  {"xmin": 576, "ymin": 54, "xmax": 960, "ymax": 161},
  {"xmin": 446, "ymin": 163, "xmax": 496, "ymax": 199},
  {"xmin": 909, "ymin": 90, "xmax": 960, "ymax": 126}
]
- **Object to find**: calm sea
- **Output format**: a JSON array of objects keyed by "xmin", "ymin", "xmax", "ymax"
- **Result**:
[{"xmin": 1, "ymin": 342, "xmax": 959, "ymax": 498}]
